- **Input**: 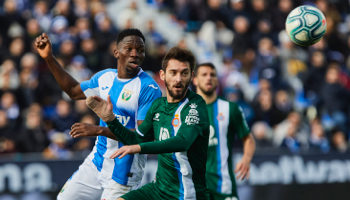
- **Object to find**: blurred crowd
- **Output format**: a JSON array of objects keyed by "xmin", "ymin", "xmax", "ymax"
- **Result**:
[{"xmin": 0, "ymin": 0, "xmax": 350, "ymax": 158}]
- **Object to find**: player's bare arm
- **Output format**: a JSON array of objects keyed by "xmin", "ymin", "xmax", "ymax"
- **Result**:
[
  {"xmin": 70, "ymin": 123, "xmax": 118, "ymax": 140},
  {"xmin": 235, "ymin": 134, "xmax": 256, "ymax": 180},
  {"xmin": 34, "ymin": 33, "xmax": 85, "ymax": 100}
]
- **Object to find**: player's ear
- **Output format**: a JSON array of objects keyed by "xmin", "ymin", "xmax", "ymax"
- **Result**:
[
  {"xmin": 192, "ymin": 76, "xmax": 198, "ymax": 86},
  {"xmin": 113, "ymin": 47, "xmax": 119, "ymax": 59},
  {"xmin": 160, "ymin": 69, "xmax": 165, "ymax": 81}
]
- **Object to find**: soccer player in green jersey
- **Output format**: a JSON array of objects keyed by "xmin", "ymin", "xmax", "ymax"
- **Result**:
[
  {"xmin": 71, "ymin": 47, "xmax": 210, "ymax": 200},
  {"xmin": 193, "ymin": 63, "xmax": 256, "ymax": 200}
]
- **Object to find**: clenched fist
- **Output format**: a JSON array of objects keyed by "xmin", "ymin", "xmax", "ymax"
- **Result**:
[{"xmin": 34, "ymin": 33, "xmax": 53, "ymax": 59}]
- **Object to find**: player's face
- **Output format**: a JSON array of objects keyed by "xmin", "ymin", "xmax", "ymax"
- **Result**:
[
  {"xmin": 161, "ymin": 59, "xmax": 192, "ymax": 102},
  {"xmin": 114, "ymin": 36, "xmax": 145, "ymax": 76},
  {"xmin": 193, "ymin": 66, "xmax": 218, "ymax": 96}
]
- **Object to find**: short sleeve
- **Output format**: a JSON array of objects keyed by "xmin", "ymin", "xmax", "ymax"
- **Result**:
[
  {"xmin": 137, "ymin": 81, "xmax": 162, "ymax": 120},
  {"xmin": 80, "ymin": 69, "xmax": 116, "ymax": 97}
]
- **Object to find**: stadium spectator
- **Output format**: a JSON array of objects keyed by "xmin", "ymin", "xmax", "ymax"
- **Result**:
[
  {"xmin": 320, "ymin": 64, "xmax": 350, "ymax": 131},
  {"xmin": 51, "ymin": 99, "xmax": 77, "ymax": 133},
  {"xmin": 308, "ymin": 119, "xmax": 330, "ymax": 153},
  {"xmin": 251, "ymin": 121, "xmax": 273, "ymax": 149},
  {"xmin": 43, "ymin": 131, "xmax": 72, "ymax": 159},
  {"xmin": 0, "ymin": 110, "xmax": 16, "ymax": 153},
  {"xmin": 18, "ymin": 53, "xmax": 39, "ymax": 108},
  {"xmin": 0, "ymin": 92, "xmax": 20, "ymax": 129},
  {"xmin": 0, "ymin": 59, "xmax": 19, "ymax": 90},
  {"xmin": 232, "ymin": 15, "xmax": 252, "ymax": 57},
  {"xmin": 271, "ymin": 0, "xmax": 293, "ymax": 32},
  {"xmin": 274, "ymin": 111, "xmax": 309, "ymax": 148},
  {"xmin": 17, "ymin": 105, "xmax": 49, "ymax": 153},
  {"xmin": 301, "ymin": 50, "xmax": 327, "ymax": 105},
  {"xmin": 330, "ymin": 128, "xmax": 348, "ymax": 153},
  {"xmin": 252, "ymin": 89, "xmax": 285, "ymax": 127}
]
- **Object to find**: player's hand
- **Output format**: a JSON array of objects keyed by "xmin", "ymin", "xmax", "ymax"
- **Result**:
[
  {"xmin": 34, "ymin": 33, "xmax": 53, "ymax": 59},
  {"xmin": 69, "ymin": 123, "xmax": 101, "ymax": 138},
  {"xmin": 235, "ymin": 157, "xmax": 250, "ymax": 181},
  {"xmin": 86, "ymin": 95, "xmax": 115, "ymax": 122},
  {"xmin": 110, "ymin": 145, "xmax": 141, "ymax": 159}
]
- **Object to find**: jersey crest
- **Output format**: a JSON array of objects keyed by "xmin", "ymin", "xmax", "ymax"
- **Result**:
[
  {"xmin": 172, "ymin": 114, "xmax": 180, "ymax": 127},
  {"xmin": 185, "ymin": 103, "xmax": 200, "ymax": 125},
  {"xmin": 217, "ymin": 113, "xmax": 225, "ymax": 121},
  {"xmin": 121, "ymin": 89, "xmax": 132, "ymax": 101}
]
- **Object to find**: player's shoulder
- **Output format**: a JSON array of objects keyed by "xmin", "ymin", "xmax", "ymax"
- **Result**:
[
  {"xmin": 138, "ymin": 70, "xmax": 160, "ymax": 90},
  {"xmin": 148, "ymin": 97, "xmax": 166, "ymax": 112},
  {"xmin": 187, "ymin": 90, "xmax": 206, "ymax": 105},
  {"xmin": 93, "ymin": 68, "xmax": 117, "ymax": 78},
  {"xmin": 218, "ymin": 97, "xmax": 239, "ymax": 109}
]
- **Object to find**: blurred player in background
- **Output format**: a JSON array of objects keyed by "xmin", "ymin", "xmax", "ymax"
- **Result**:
[
  {"xmin": 34, "ymin": 28, "xmax": 162, "ymax": 200},
  {"xmin": 193, "ymin": 62, "xmax": 256, "ymax": 200},
  {"xmin": 76, "ymin": 47, "xmax": 211, "ymax": 200}
]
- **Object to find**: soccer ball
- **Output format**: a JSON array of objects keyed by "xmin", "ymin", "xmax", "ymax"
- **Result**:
[{"xmin": 285, "ymin": 5, "xmax": 327, "ymax": 46}]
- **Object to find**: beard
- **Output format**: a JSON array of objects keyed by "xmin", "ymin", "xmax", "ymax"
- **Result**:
[
  {"xmin": 165, "ymin": 80, "xmax": 191, "ymax": 100},
  {"xmin": 197, "ymin": 84, "xmax": 216, "ymax": 96}
]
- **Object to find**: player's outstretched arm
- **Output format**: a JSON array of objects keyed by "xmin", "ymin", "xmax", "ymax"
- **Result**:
[
  {"xmin": 34, "ymin": 33, "xmax": 85, "ymax": 100},
  {"xmin": 235, "ymin": 134, "xmax": 255, "ymax": 181},
  {"xmin": 86, "ymin": 96, "xmax": 147, "ymax": 144},
  {"xmin": 69, "ymin": 123, "xmax": 117, "ymax": 140}
]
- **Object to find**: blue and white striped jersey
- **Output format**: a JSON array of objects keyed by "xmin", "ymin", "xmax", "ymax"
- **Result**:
[{"xmin": 80, "ymin": 68, "xmax": 162, "ymax": 186}]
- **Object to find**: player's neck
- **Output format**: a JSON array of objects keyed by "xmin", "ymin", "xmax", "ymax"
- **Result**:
[
  {"xmin": 117, "ymin": 67, "xmax": 140, "ymax": 79},
  {"xmin": 166, "ymin": 89, "xmax": 188, "ymax": 103},
  {"xmin": 198, "ymin": 90, "xmax": 217, "ymax": 104}
]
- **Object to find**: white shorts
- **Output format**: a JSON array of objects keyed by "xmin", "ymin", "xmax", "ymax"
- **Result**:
[{"xmin": 57, "ymin": 156, "xmax": 139, "ymax": 200}]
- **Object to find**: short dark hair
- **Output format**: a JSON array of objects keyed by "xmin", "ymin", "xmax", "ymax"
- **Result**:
[
  {"xmin": 116, "ymin": 28, "xmax": 145, "ymax": 44},
  {"xmin": 161, "ymin": 47, "xmax": 196, "ymax": 72},
  {"xmin": 194, "ymin": 62, "xmax": 216, "ymax": 76}
]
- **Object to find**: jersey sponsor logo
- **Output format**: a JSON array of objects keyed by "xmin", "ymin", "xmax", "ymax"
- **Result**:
[
  {"xmin": 172, "ymin": 114, "xmax": 180, "ymax": 127},
  {"xmin": 185, "ymin": 103, "xmax": 199, "ymax": 125},
  {"xmin": 159, "ymin": 127, "xmax": 170, "ymax": 141},
  {"xmin": 208, "ymin": 125, "xmax": 218, "ymax": 146},
  {"xmin": 148, "ymin": 84, "xmax": 158, "ymax": 89},
  {"xmin": 153, "ymin": 113, "xmax": 160, "ymax": 121},
  {"xmin": 217, "ymin": 112, "xmax": 225, "ymax": 121},
  {"xmin": 121, "ymin": 89, "xmax": 132, "ymax": 101},
  {"xmin": 116, "ymin": 114, "xmax": 130, "ymax": 126}
]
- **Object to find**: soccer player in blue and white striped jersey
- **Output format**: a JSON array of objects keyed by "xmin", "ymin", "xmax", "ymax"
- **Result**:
[{"xmin": 34, "ymin": 29, "xmax": 162, "ymax": 200}]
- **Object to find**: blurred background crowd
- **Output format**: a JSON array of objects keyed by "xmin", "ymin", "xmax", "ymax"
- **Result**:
[{"xmin": 0, "ymin": 0, "xmax": 349, "ymax": 158}]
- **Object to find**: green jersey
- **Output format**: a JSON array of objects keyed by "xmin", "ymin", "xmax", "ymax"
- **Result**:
[
  {"xmin": 205, "ymin": 97, "xmax": 250, "ymax": 197},
  {"xmin": 107, "ymin": 90, "xmax": 210, "ymax": 200}
]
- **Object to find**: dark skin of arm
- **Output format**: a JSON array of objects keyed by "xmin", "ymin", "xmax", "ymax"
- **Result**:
[
  {"xmin": 34, "ymin": 33, "xmax": 85, "ymax": 100},
  {"xmin": 34, "ymin": 33, "xmax": 117, "ymax": 138}
]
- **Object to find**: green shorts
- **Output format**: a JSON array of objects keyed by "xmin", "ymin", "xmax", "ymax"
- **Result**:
[
  {"xmin": 121, "ymin": 182, "xmax": 161, "ymax": 200},
  {"xmin": 209, "ymin": 190, "xmax": 238, "ymax": 200}
]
